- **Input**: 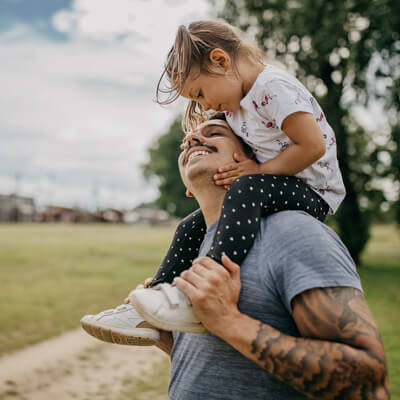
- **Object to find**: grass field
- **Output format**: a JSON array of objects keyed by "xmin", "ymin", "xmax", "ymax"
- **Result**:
[
  {"xmin": 0, "ymin": 223, "xmax": 399, "ymax": 397},
  {"xmin": 0, "ymin": 223, "xmax": 175, "ymax": 355}
]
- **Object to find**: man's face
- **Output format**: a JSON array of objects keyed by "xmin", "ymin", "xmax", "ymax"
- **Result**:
[{"xmin": 178, "ymin": 119, "xmax": 246, "ymax": 190}]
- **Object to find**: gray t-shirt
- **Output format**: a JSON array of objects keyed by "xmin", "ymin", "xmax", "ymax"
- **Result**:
[{"xmin": 169, "ymin": 211, "xmax": 363, "ymax": 400}]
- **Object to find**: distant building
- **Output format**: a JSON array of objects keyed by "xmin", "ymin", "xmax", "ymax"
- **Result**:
[
  {"xmin": 124, "ymin": 207, "xmax": 170, "ymax": 226},
  {"xmin": 40, "ymin": 206, "xmax": 78, "ymax": 223},
  {"xmin": 39, "ymin": 206, "xmax": 97, "ymax": 223},
  {"xmin": 102, "ymin": 209, "xmax": 125, "ymax": 223},
  {"xmin": 39, "ymin": 206, "xmax": 126, "ymax": 223},
  {"xmin": 0, "ymin": 194, "xmax": 36, "ymax": 222}
]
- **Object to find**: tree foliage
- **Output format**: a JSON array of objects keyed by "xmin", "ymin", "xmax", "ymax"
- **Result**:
[
  {"xmin": 216, "ymin": 0, "xmax": 400, "ymax": 263},
  {"xmin": 143, "ymin": 0, "xmax": 399, "ymax": 262},
  {"xmin": 142, "ymin": 117, "xmax": 198, "ymax": 219}
]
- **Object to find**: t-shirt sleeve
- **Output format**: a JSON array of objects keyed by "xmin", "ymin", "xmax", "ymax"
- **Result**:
[
  {"xmin": 263, "ymin": 212, "xmax": 363, "ymax": 314},
  {"xmin": 254, "ymin": 79, "xmax": 314, "ymax": 129}
]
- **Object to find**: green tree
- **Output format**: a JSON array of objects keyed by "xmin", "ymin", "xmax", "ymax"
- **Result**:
[
  {"xmin": 143, "ymin": 117, "xmax": 198, "ymax": 218},
  {"xmin": 390, "ymin": 124, "xmax": 400, "ymax": 226},
  {"xmin": 216, "ymin": 0, "xmax": 399, "ymax": 264}
]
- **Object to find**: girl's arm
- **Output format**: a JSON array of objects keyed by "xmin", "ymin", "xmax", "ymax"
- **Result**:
[
  {"xmin": 214, "ymin": 112, "xmax": 326, "ymax": 186},
  {"xmin": 260, "ymin": 111, "xmax": 325, "ymax": 174}
]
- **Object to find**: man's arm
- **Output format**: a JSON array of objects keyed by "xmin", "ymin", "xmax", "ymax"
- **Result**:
[{"xmin": 175, "ymin": 256, "xmax": 390, "ymax": 400}]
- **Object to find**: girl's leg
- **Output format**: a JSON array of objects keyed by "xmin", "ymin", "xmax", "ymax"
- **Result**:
[
  {"xmin": 150, "ymin": 208, "xmax": 206, "ymax": 287},
  {"xmin": 206, "ymin": 174, "xmax": 329, "ymax": 264}
]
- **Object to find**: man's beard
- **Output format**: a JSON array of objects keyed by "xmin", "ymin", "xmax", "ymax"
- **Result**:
[
  {"xmin": 186, "ymin": 164, "xmax": 214, "ymax": 183},
  {"xmin": 184, "ymin": 145, "xmax": 218, "ymax": 184}
]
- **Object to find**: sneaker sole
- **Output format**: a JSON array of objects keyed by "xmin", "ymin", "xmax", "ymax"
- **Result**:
[
  {"xmin": 131, "ymin": 297, "xmax": 207, "ymax": 334},
  {"xmin": 80, "ymin": 319, "xmax": 159, "ymax": 346}
]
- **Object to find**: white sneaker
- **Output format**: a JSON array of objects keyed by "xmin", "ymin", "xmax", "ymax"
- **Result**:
[
  {"xmin": 80, "ymin": 303, "xmax": 160, "ymax": 346},
  {"xmin": 129, "ymin": 284, "xmax": 207, "ymax": 334}
]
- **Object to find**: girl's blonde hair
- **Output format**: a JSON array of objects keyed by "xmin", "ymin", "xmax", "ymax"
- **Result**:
[{"xmin": 156, "ymin": 20, "xmax": 265, "ymax": 133}]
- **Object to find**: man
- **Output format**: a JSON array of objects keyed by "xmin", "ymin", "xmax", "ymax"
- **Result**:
[{"xmin": 151, "ymin": 115, "xmax": 390, "ymax": 399}]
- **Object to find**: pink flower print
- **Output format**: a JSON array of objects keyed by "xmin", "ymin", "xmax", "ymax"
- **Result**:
[
  {"xmin": 327, "ymin": 136, "xmax": 336, "ymax": 149},
  {"xmin": 225, "ymin": 111, "xmax": 231, "ymax": 118},
  {"xmin": 261, "ymin": 94, "xmax": 277, "ymax": 106},
  {"xmin": 252, "ymin": 100, "xmax": 259, "ymax": 109},
  {"xmin": 317, "ymin": 161, "xmax": 333, "ymax": 173},
  {"xmin": 275, "ymin": 139, "xmax": 289, "ymax": 152},
  {"xmin": 319, "ymin": 182, "xmax": 331, "ymax": 194},
  {"xmin": 261, "ymin": 119, "xmax": 277, "ymax": 129},
  {"xmin": 241, "ymin": 122, "xmax": 248, "ymax": 136},
  {"xmin": 261, "ymin": 96, "xmax": 269, "ymax": 106},
  {"xmin": 316, "ymin": 112, "xmax": 324, "ymax": 122}
]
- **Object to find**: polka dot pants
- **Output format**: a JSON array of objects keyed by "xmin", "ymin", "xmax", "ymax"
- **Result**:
[{"xmin": 150, "ymin": 175, "xmax": 329, "ymax": 286}]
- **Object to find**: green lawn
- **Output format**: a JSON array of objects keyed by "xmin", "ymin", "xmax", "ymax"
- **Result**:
[
  {"xmin": 0, "ymin": 223, "xmax": 174, "ymax": 354},
  {"xmin": 0, "ymin": 223, "xmax": 399, "ymax": 397},
  {"xmin": 360, "ymin": 224, "xmax": 400, "ymax": 398}
]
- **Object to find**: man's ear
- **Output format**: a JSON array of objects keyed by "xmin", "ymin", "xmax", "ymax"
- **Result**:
[
  {"xmin": 185, "ymin": 189, "xmax": 194, "ymax": 198},
  {"xmin": 209, "ymin": 48, "xmax": 231, "ymax": 72}
]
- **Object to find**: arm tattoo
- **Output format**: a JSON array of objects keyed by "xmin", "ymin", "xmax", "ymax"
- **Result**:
[{"xmin": 250, "ymin": 288, "xmax": 390, "ymax": 399}]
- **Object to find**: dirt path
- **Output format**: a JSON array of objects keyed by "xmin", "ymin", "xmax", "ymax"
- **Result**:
[{"xmin": 0, "ymin": 328, "xmax": 168, "ymax": 400}]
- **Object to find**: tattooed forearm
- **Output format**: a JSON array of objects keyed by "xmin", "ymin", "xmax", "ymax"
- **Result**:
[
  {"xmin": 251, "ymin": 322, "xmax": 388, "ymax": 399},
  {"xmin": 293, "ymin": 288, "xmax": 383, "ymax": 345},
  {"xmin": 247, "ymin": 288, "xmax": 390, "ymax": 399}
]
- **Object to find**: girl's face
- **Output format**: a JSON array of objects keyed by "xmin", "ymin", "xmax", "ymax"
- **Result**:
[{"xmin": 180, "ymin": 56, "xmax": 245, "ymax": 113}]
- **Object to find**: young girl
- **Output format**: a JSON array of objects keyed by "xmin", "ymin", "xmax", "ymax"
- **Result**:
[{"xmin": 81, "ymin": 20, "xmax": 345, "ymax": 344}]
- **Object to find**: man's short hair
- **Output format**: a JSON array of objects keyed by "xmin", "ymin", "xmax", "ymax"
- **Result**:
[{"xmin": 208, "ymin": 112, "xmax": 258, "ymax": 162}]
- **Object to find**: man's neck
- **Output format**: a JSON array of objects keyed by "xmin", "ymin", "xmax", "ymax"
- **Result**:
[{"xmin": 192, "ymin": 181, "xmax": 226, "ymax": 227}]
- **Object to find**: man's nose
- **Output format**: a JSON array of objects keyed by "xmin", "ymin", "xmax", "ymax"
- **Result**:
[{"xmin": 184, "ymin": 133, "xmax": 204, "ymax": 148}]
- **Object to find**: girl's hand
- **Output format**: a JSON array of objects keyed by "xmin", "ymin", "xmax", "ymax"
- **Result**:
[
  {"xmin": 124, "ymin": 277, "xmax": 153, "ymax": 303},
  {"xmin": 213, "ymin": 153, "xmax": 260, "ymax": 189}
]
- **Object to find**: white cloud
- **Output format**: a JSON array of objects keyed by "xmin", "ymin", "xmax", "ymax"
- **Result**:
[
  {"xmin": 0, "ymin": 0, "xmax": 212, "ymax": 209},
  {"xmin": 52, "ymin": 0, "xmax": 211, "ymax": 48}
]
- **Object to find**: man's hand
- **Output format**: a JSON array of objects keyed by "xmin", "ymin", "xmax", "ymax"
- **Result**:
[
  {"xmin": 214, "ymin": 153, "xmax": 260, "ymax": 189},
  {"xmin": 174, "ymin": 255, "xmax": 242, "ymax": 336}
]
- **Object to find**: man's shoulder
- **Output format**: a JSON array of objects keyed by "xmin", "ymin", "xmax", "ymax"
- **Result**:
[
  {"xmin": 260, "ymin": 210, "xmax": 328, "ymax": 237},
  {"xmin": 258, "ymin": 211, "xmax": 347, "ymax": 256}
]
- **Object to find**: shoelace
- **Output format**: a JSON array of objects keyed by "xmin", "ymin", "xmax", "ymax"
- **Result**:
[{"xmin": 102, "ymin": 304, "xmax": 132, "ymax": 315}]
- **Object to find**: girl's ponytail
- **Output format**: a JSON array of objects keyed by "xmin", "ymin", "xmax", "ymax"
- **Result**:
[{"xmin": 157, "ymin": 20, "xmax": 265, "ymax": 132}]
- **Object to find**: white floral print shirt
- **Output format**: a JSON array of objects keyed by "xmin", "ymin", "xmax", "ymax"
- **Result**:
[{"xmin": 226, "ymin": 64, "xmax": 346, "ymax": 213}]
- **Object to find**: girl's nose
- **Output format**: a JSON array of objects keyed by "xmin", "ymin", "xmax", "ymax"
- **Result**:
[{"xmin": 198, "ymin": 100, "xmax": 210, "ymax": 111}]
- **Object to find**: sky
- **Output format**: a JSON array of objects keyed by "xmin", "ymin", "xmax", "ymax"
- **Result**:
[{"xmin": 0, "ymin": 0, "xmax": 213, "ymax": 210}]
